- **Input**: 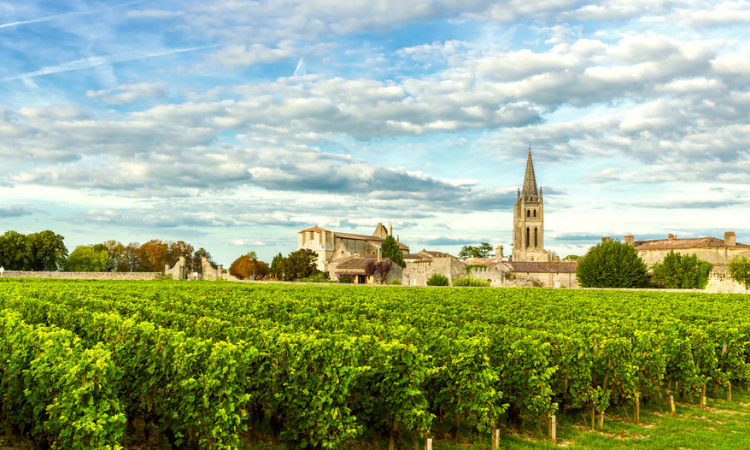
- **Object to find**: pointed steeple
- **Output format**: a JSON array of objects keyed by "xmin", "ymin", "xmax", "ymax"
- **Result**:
[{"xmin": 522, "ymin": 145, "xmax": 538, "ymax": 197}]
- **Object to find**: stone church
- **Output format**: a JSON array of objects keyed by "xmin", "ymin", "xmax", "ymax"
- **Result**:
[{"xmin": 512, "ymin": 148, "xmax": 549, "ymax": 262}]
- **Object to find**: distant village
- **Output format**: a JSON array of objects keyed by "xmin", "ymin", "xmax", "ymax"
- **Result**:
[{"xmin": 296, "ymin": 149, "xmax": 750, "ymax": 289}]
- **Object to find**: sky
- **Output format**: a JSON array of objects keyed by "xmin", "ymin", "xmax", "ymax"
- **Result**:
[{"xmin": 1, "ymin": 0, "xmax": 749, "ymax": 266}]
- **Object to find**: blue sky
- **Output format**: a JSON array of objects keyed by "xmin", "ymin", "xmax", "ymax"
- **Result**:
[{"xmin": 1, "ymin": 0, "xmax": 749, "ymax": 265}]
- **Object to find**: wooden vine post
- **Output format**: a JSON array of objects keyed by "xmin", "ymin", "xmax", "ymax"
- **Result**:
[
  {"xmin": 669, "ymin": 395, "xmax": 676, "ymax": 415},
  {"xmin": 426, "ymin": 438, "xmax": 432, "ymax": 450},
  {"xmin": 598, "ymin": 411, "xmax": 604, "ymax": 428},
  {"xmin": 728, "ymin": 382, "xmax": 732, "ymax": 402},
  {"xmin": 635, "ymin": 394, "xmax": 640, "ymax": 423},
  {"xmin": 549, "ymin": 415, "xmax": 557, "ymax": 443},
  {"xmin": 701, "ymin": 386, "xmax": 707, "ymax": 409},
  {"xmin": 491, "ymin": 426, "xmax": 499, "ymax": 450},
  {"xmin": 591, "ymin": 407, "xmax": 596, "ymax": 430}
]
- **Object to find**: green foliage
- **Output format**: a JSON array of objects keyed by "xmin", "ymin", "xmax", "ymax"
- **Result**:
[
  {"xmin": 65, "ymin": 244, "xmax": 111, "ymax": 272},
  {"xmin": 338, "ymin": 274, "xmax": 352, "ymax": 283},
  {"xmin": 465, "ymin": 264, "xmax": 487, "ymax": 274},
  {"xmin": 729, "ymin": 256, "xmax": 750, "ymax": 290},
  {"xmin": 297, "ymin": 272, "xmax": 333, "ymax": 283},
  {"xmin": 270, "ymin": 252, "xmax": 284, "ymax": 275},
  {"xmin": 390, "ymin": 279, "xmax": 401, "ymax": 285},
  {"xmin": 426, "ymin": 273, "xmax": 449, "ymax": 286},
  {"xmin": 380, "ymin": 235, "xmax": 405, "ymax": 268},
  {"xmin": 576, "ymin": 239, "xmax": 649, "ymax": 288},
  {"xmin": 0, "ymin": 230, "xmax": 29, "ymax": 270},
  {"xmin": 651, "ymin": 251, "xmax": 712, "ymax": 289},
  {"xmin": 277, "ymin": 248, "xmax": 319, "ymax": 281},
  {"xmin": 459, "ymin": 242, "xmax": 493, "ymax": 258},
  {"xmin": 564, "ymin": 254, "xmax": 581, "ymax": 260},
  {"xmin": 453, "ymin": 275, "xmax": 491, "ymax": 287},
  {"xmin": 25, "ymin": 230, "xmax": 68, "ymax": 271}
]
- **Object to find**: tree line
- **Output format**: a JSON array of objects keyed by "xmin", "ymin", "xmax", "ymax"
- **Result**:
[{"xmin": 0, "ymin": 230, "xmax": 215, "ymax": 273}]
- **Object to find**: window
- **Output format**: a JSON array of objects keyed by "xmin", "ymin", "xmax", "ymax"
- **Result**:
[
  {"xmin": 527, "ymin": 210, "xmax": 530, "ymax": 217},
  {"xmin": 533, "ymin": 210, "xmax": 537, "ymax": 217},
  {"xmin": 526, "ymin": 227, "xmax": 530, "ymax": 248},
  {"xmin": 534, "ymin": 228, "xmax": 538, "ymax": 248}
]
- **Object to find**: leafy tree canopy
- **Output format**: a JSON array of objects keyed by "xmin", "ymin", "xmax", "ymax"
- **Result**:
[
  {"xmin": 270, "ymin": 252, "xmax": 283, "ymax": 276},
  {"xmin": 277, "ymin": 249, "xmax": 319, "ymax": 281},
  {"xmin": 458, "ymin": 243, "xmax": 493, "ymax": 258},
  {"xmin": 576, "ymin": 240, "xmax": 649, "ymax": 288},
  {"xmin": 25, "ymin": 230, "xmax": 68, "ymax": 271},
  {"xmin": 65, "ymin": 245, "xmax": 111, "ymax": 272},
  {"xmin": 381, "ymin": 235, "xmax": 405, "ymax": 267},
  {"xmin": 230, "ymin": 255, "xmax": 269, "ymax": 279},
  {"xmin": 730, "ymin": 256, "xmax": 750, "ymax": 290},
  {"xmin": 651, "ymin": 250, "xmax": 712, "ymax": 289}
]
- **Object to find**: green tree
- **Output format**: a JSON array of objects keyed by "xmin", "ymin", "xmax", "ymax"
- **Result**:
[
  {"xmin": 729, "ymin": 256, "xmax": 750, "ymax": 290},
  {"xmin": 65, "ymin": 245, "xmax": 111, "ymax": 272},
  {"xmin": 477, "ymin": 242, "xmax": 493, "ymax": 257},
  {"xmin": 122, "ymin": 242, "xmax": 146, "ymax": 272},
  {"xmin": 381, "ymin": 235, "xmax": 405, "ymax": 267},
  {"xmin": 102, "ymin": 240, "xmax": 127, "ymax": 272},
  {"xmin": 458, "ymin": 243, "xmax": 493, "ymax": 258},
  {"xmin": 270, "ymin": 252, "xmax": 283, "ymax": 276},
  {"xmin": 26, "ymin": 230, "xmax": 67, "ymax": 271},
  {"xmin": 276, "ymin": 249, "xmax": 319, "ymax": 281},
  {"xmin": 246, "ymin": 251, "xmax": 258, "ymax": 260},
  {"xmin": 651, "ymin": 251, "xmax": 712, "ymax": 289},
  {"xmin": 426, "ymin": 273, "xmax": 449, "ymax": 286},
  {"xmin": 0, "ymin": 231, "xmax": 29, "ymax": 270},
  {"xmin": 576, "ymin": 239, "xmax": 649, "ymax": 288},
  {"xmin": 170, "ymin": 241, "xmax": 195, "ymax": 272}
]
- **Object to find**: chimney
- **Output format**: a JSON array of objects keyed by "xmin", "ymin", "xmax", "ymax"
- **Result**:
[
  {"xmin": 601, "ymin": 237, "xmax": 611, "ymax": 243},
  {"xmin": 388, "ymin": 223, "xmax": 393, "ymax": 236},
  {"xmin": 377, "ymin": 248, "xmax": 382, "ymax": 261},
  {"xmin": 668, "ymin": 234, "xmax": 675, "ymax": 240},
  {"xmin": 725, "ymin": 231, "xmax": 736, "ymax": 247},
  {"xmin": 625, "ymin": 235, "xmax": 634, "ymax": 246},
  {"xmin": 496, "ymin": 245, "xmax": 504, "ymax": 258}
]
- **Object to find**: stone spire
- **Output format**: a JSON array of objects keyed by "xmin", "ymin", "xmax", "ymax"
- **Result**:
[{"xmin": 522, "ymin": 146, "xmax": 538, "ymax": 197}]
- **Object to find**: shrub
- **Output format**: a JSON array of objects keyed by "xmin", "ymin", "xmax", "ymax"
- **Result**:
[
  {"xmin": 729, "ymin": 256, "xmax": 750, "ymax": 290},
  {"xmin": 426, "ymin": 273, "xmax": 449, "ymax": 286},
  {"xmin": 453, "ymin": 276, "xmax": 491, "ymax": 287},
  {"xmin": 390, "ymin": 279, "xmax": 401, "ymax": 285},
  {"xmin": 338, "ymin": 275, "xmax": 352, "ymax": 284},
  {"xmin": 576, "ymin": 240, "xmax": 649, "ymax": 288},
  {"xmin": 297, "ymin": 273, "xmax": 333, "ymax": 283},
  {"xmin": 651, "ymin": 251, "xmax": 712, "ymax": 289}
]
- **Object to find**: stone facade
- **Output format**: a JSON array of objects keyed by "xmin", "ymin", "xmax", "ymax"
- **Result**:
[
  {"xmin": 165, "ymin": 256, "xmax": 187, "ymax": 279},
  {"xmin": 402, "ymin": 250, "xmax": 466, "ymax": 286},
  {"xmin": 328, "ymin": 253, "xmax": 403, "ymax": 284},
  {"xmin": 2, "ymin": 271, "xmax": 161, "ymax": 280},
  {"xmin": 618, "ymin": 232, "xmax": 750, "ymax": 267},
  {"xmin": 298, "ymin": 223, "xmax": 409, "ymax": 272},
  {"xmin": 468, "ymin": 260, "xmax": 578, "ymax": 288},
  {"xmin": 512, "ymin": 148, "xmax": 548, "ymax": 262}
]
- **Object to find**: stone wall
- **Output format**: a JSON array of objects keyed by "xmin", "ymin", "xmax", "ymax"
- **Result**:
[
  {"xmin": 638, "ymin": 246, "xmax": 750, "ymax": 267},
  {"xmin": 165, "ymin": 256, "xmax": 187, "ymax": 280},
  {"xmin": 2, "ymin": 271, "xmax": 161, "ymax": 280},
  {"xmin": 467, "ymin": 265, "xmax": 578, "ymax": 288},
  {"xmin": 200, "ymin": 257, "xmax": 224, "ymax": 281}
]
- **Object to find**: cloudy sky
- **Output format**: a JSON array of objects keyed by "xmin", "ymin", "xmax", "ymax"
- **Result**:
[{"xmin": 1, "ymin": 0, "xmax": 749, "ymax": 265}]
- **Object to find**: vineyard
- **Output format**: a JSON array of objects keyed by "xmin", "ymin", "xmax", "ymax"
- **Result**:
[{"xmin": 1, "ymin": 279, "xmax": 750, "ymax": 449}]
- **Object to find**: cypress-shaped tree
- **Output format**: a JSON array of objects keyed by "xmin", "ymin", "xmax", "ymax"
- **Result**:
[
  {"xmin": 576, "ymin": 239, "xmax": 649, "ymax": 288},
  {"xmin": 381, "ymin": 235, "xmax": 405, "ymax": 268}
]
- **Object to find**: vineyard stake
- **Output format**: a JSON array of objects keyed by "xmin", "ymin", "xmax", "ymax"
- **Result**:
[
  {"xmin": 549, "ymin": 415, "xmax": 557, "ymax": 443},
  {"xmin": 728, "ymin": 382, "xmax": 732, "ymax": 402},
  {"xmin": 591, "ymin": 407, "xmax": 596, "ymax": 430},
  {"xmin": 426, "ymin": 438, "xmax": 432, "ymax": 450},
  {"xmin": 493, "ymin": 428, "xmax": 499, "ymax": 449},
  {"xmin": 702, "ymin": 386, "xmax": 707, "ymax": 410},
  {"xmin": 598, "ymin": 411, "xmax": 604, "ymax": 428},
  {"xmin": 635, "ymin": 394, "xmax": 640, "ymax": 423},
  {"xmin": 669, "ymin": 395, "xmax": 675, "ymax": 416}
]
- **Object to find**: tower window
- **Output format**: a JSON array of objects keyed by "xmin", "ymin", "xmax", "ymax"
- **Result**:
[
  {"xmin": 533, "ymin": 210, "xmax": 537, "ymax": 217},
  {"xmin": 534, "ymin": 228, "xmax": 538, "ymax": 248},
  {"xmin": 527, "ymin": 210, "xmax": 530, "ymax": 217},
  {"xmin": 526, "ymin": 227, "xmax": 530, "ymax": 249}
]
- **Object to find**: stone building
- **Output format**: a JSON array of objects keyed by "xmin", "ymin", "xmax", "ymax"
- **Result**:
[
  {"xmin": 402, "ymin": 249, "xmax": 466, "ymax": 286},
  {"xmin": 297, "ymin": 223, "xmax": 409, "ymax": 272},
  {"xmin": 512, "ymin": 148, "xmax": 549, "ymax": 262},
  {"xmin": 327, "ymin": 253, "xmax": 403, "ymax": 284},
  {"xmin": 469, "ymin": 261, "xmax": 579, "ymax": 288},
  {"xmin": 616, "ymin": 232, "xmax": 750, "ymax": 267}
]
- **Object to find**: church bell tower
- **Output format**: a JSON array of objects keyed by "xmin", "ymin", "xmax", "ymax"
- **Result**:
[{"xmin": 512, "ymin": 147, "xmax": 548, "ymax": 262}]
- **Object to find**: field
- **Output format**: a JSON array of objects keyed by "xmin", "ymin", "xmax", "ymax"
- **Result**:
[{"xmin": 1, "ymin": 279, "xmax": 750, "ymax": 450}]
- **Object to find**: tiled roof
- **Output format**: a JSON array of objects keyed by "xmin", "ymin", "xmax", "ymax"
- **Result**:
[
  {"xmin": 503, "ymin": 261, "xmax": 578, "ymax": 273},
  {"xmin": 634, "ymin": 237, "xmax": 750, "ymax": 250},
  {"xmin": 464, "ymin": 257, "xmax": 501, "ymax": 269},
  {"xmin": 298, "ymin": 226, "xmax": 331, "ymax": 233},
  {"xmin": 334, "ymin": 255, "xmax": 398, "ymax": 270},
  {"xmin": 336, "ymin": 232, "xmax": 410, "ymax": 250},
  {"xmin": 419, "ymin": 250, "xmax": 456, "ymax": 258},
  {"xmin": 404, "ymin": 253, "xmax": 431, "ymax": 261}
]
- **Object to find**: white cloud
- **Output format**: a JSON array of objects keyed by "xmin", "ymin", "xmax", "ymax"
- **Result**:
[{"xmin": 87, "ymin": 82, "xmax": 169, "ymax": 104}]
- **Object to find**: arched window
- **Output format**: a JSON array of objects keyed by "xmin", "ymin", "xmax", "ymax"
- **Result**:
[
  {"xmin": 533, "ymin": 210, "xmax": 537, "ymax": 217},
  {"xmin": 526, "ymin": 227, "xmax": 530, "ymax": 249},
  {"xmin": 534, "ymin": 228, "xmax": 538, "ymax": 248},
  {"xmin": 531, "ymin": 257, "xmax": 535, "ymax": 261},
  {"xmin": 527, "ymin": 209, "xmax": 530, "ymax": 217}
]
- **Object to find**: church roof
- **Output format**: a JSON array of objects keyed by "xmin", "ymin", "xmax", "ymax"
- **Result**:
[
  {"xmin": 418, "ymin": 250, "xmax": 456, "ymax": 258},
  {"xmin": 522, "ymin": 147, "xmax": 538, "ymax": 197},
  {"xmin": 336, "ymin": 232, "xmax": 410, "ymax": 250},
  {"xmin": 634, "ymin": 237, "xmax": 750, "ymax": 250},
  {"xmin": 503, "ymin": 261, "xmax": 578, "ymax": 273},
  {"xmin": 298, "ymin": 226, "xmax": 331, "ymax": 233}
]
